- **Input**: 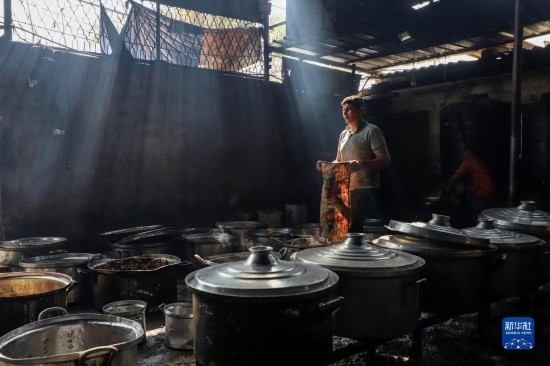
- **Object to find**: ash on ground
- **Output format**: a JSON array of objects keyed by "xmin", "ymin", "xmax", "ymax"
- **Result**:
[{"xmin": 139, "ymin": 281, "xmax": 550, "ymax": 365}]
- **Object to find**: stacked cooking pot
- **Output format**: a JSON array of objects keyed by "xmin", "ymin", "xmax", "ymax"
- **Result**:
[
  {"xmin": 296, "ymin": 233, "xmax": 425, "ymax": 341},
  {"xmin": 180, "ymin": 229, "xmax": 237, "ymax": 258},
  {"xmin": 462, "ymin": 217, "xmax": 546, "ymax": 300},
  {"xmin": 185, "ymin": 246, "xmax": 341, "ymax": 366},
  {"xmin": 215, "ymin": 221, "xmax": 267, "ymax": 251},
  {"xmin": 18, "ymin": 253, "xmax": 98, "ymax": 304},
  {"xmin": 0, "ymin": 237, "xmax": 67, "ymax": 267},
  {"xmin": 481, "ymin": 200, "xmax": 550, "ymax": 285},
  {"xmin": 100, "ymin": 225, "xmax": 179, "ymax": 258},
  {"xmin": 374, "ymin": 214, "xmax": 497, "ymax": 316}
]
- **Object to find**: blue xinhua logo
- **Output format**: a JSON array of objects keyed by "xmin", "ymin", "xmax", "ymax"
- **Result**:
[{"xmin": 502, "ymin": 317, "xmax": 535, "ymax": 350}]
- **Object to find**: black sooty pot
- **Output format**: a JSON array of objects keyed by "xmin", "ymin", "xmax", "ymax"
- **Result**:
[{"xmin": 185, "ymin": 246, "xmax": 341, "ymax": 366}]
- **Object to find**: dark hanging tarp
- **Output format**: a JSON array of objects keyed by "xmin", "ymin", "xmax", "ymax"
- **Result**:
[{"xmin": 155, "ymin": 0, "xmax": 264, "ymax": 23}]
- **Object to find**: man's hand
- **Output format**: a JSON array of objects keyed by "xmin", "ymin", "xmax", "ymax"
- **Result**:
[{"xmin": 346, "ymin": 160, "xmax": 361, "ymax": 173}]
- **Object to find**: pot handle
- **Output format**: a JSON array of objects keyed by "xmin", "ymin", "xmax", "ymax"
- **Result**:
[
  {"xmin": 317, "ymin": 296, "xmax": 344, "ymax": 316},
  {"xmin": 277, "ymin": 247, "xmax": 290, "ymax": 260},
  {"xmin": 193, "ymin": 254, "xmax": 215, "ymax": 267},
  {"xmin": 487, "ymin": 253, "xmax": 507, "ymax": 274},
  {"xmin": 88, "ymin": 254, "xmax": 105, "ymax": 263},
  {"xmin": 38, "ymin": 307, "xmax": 68, "ymax": 320},
  {"xmin": 116, "ymin": 248, "xmax": 129, "ymax": 259},
  {"xmin": 66, "ymin": 280, "xmax": 78, "ymax": 294},
  {"xmin": 78, "ymin": 346, "xmax": 118, "ymax": 366},
  {"xmin": 77, "ymin": 267, "xmax": 98, "ymax": 284},
  {"xmin": 402, "ymin": 278, "xmax": 427, "ymax": 306}
]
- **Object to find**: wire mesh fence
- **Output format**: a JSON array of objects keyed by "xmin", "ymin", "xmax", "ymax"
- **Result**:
[{"xmin": 1, "ymin": 0, "xmax": 267, "ymax": 78}]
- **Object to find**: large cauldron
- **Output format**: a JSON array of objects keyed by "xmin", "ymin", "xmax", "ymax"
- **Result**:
[
  {"xmin": 296, "ymin": 233, "xmax": 425, "ymax": 341},
  {"xmin": 462, "ymin": 218, "xmax": 546, "ymax": 300},
  {"xmin": 0, "ymin": 272, "xmax": 76, "ymax": 336},
  {"xmin": 81, "ymin": 254, "xmax": 180, "ymax": 311},
  {"xmin": 375, "ymin": 215, "xmax": 498, "ymax": 315},
  {"xmin": 185, "ymin": 246, "xmax": 341, "ymax": 366},
  {"xmin": 482, "ymin": 200, "xmax": 550, "ymax": 285}
]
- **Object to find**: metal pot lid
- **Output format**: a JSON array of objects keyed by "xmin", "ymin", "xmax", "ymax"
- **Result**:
[
  {"xmin": 482, "ymin": 201, "xmax": 550, "ymax": 235},
  {"xmin": 117, "ymin": 227, "xmax": 178, "ymax": 245},
  {"xmin": 0, "ymin": 237, "xmax": 66, "ymax": 250},
  {"xmin": 373, "ymin": 234, "xmax": 497, "ymax": 257},
  {"xmin": 386, "ymin": 214, "xmax": 488, "ymax": 245},
  {"xmin": 100, "ymin": 225, "xmax": 163, "ymax": 243},
  {"xmin": 185, "ymin": 246, "xmax": 339, "ymax": 298},
  {"xmin": 462, "ymin": 218, "xmax": 544, "ymax": 248},
  {"xmin": 18, "ymin": 253, "xmax": 98, "ymax": 268},
  {"xmin": 183, "ymin": 232, "xmax": 236, "ymax": 245},
  {"xmin": 215, "ymin": 221, "xmax": 267, "ymax": 230},
  {"xmin": 295, "ymin": 233, "xmax": 424, "ymax": 275}
]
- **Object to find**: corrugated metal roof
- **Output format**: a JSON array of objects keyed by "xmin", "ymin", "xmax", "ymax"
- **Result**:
[{"xmin": 271, "ymin": 0, "xmax": 550, "ymax": 76}]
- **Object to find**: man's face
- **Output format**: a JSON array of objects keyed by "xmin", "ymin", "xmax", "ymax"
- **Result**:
[{"xmin": 342, "ymin": 103, "xmax": 362, "ymax": 125}]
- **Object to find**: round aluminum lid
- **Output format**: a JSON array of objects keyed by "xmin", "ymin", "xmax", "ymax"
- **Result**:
[
  {"xmin": 295, "ymin": 233, "xmax": 425, "ymax": 276},
  {"xmin": 462, "ymin": 218, "xmax": 544, "ymax": 248},
  {"xmin": 103, "ymin": 300, "xmax": 147, "ymax": 317},
  {"xmin": 185, "ymin": 246, "xmax": 338, "ymax": 298},
  {"xmin": 374, "ymin": 234, "xmax": 497, "ymax": 257},
  {"xmin": 482, "ymin": 201, "xmax": 550, "ymax": 235},
  {"xmin": 0, "ymin": 237, "xmax": 66, "ymax": 250},
  {"xmin": 386, "ymin": 214, "xmax": 488, "ymax": 245}
]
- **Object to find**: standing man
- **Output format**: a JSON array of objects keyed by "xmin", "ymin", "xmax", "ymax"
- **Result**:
[
  {"xmin": 442, "ymin": 148, "xmax": 497, "ymax": 226},
  {"xmin": 317, "ymin": 95, "xmax": 391, "ymax": 233}
]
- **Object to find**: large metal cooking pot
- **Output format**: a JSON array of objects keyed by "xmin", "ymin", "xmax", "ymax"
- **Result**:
[
  {"xmin": 246, "ymin": 227, "xmax": 296, "ymax": 251},
  {"xmin": 0, "ymin": 309, "xmax": 143, "ymax": 365},
  {"xmin": 100, "ymin": 225, "xmax": 163, "ymax": 243},
  {"xmin": 375, "ymin": 216, "xmax": 498, "ymax": 315},
  {"xmin": 0, "ymin": 272, "xmax": 76, "ymax": 336},
  {"xmin": 482, "ymin": 200, "xmax": 550, "ymax": 285},
  {"xmin": 180, "ymin": 231, "xmax": 237, "ymax": 258},
  {"xmin": 18, "ymin": 253, "xmax": 97, "ymax": 304},
  {"xmin": 215, "ymin": 221, "xmax": 267, "ymax": 251},
  {"xmin": 111, "ymin": 227, "xmax": 178, "ymax": 258},
  {"xmin": 296, "ymin": 233, "xmax": 425, "ymax": 341},
  {"xmin": 186, "ymin": 246, "xmax": 342, "ymax": 366},
  {"xmin": 0, "ymin": 237, "xmax": 67, "ymax": 267},
  {"xmin": 462, "ymin": 218, "xmax": 546, "ymax": 300},
  {"xmin": 81, "ymin": 254, "xmax": 180, "ymax": 311}
]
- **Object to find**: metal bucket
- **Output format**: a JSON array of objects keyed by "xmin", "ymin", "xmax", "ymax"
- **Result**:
[
  {"xmin": 103, "ymin": 300, "xmax": 147, "ymax": 343},
  {"xmin": 160, "ymin": 302, "xmax": 193, "ymax": 350}
]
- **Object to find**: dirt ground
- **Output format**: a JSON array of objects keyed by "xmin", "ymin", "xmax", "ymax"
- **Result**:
[{"xmin": 136, "ymin": 281, "xmax": 550, "ymax": 366}]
